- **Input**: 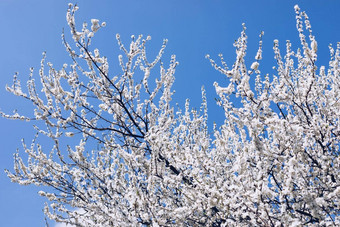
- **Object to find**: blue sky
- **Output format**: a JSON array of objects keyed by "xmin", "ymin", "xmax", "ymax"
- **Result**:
[{"xmin": 0, "ymin": 0, "xmax": 339, "ymax": 226}]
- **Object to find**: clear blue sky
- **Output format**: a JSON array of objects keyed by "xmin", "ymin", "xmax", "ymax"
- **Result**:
[{"xmin": 0, "ymin": 0, "xmax": 339, "ymax": 226}]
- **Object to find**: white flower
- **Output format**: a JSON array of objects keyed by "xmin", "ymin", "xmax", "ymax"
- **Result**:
[
  {"xmin": 65, "ymin": 132, "xmax": 75, "ymax": 137},
  {"xmin": 250, "ymin": 62, "xmax": 259, "ymax": 70},
  {"xmin": 311, "ymin": 39, "xmax": 317, "ymax": 53},
  {"xmin": 91, "ymin": 19, "xmax": 100, "ymax": 32}
]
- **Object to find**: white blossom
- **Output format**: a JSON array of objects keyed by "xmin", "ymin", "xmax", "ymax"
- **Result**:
[
  {"xmin": 65, "ymin": 132, "xmax": 74, "ymax": 137},
  {"xmin": 311, "ymin": 39, "xmax": 318, "ymax": 53},
  {"xmin": 2, "ymin": 4, "xmax": 339, "ymax": 227},
  {"xmin": 250, "ymin": 61, "xmax": 259, "ymax": 70}
]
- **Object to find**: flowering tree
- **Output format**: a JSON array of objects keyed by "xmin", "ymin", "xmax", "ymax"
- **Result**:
[{"xmin": 2, "ymin": 3, "xmax": 339, "ymax": 226}]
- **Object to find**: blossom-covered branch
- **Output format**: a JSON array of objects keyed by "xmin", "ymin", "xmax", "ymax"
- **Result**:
[{"xmin": 2, "ymin": 3, "xmax": 339, "ymax": 226}]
